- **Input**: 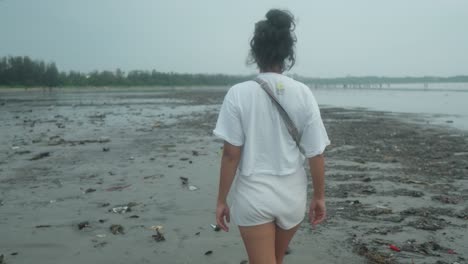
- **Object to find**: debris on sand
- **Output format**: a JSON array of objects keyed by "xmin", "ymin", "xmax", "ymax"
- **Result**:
[
  {"xmin": 210, "ymin": 224, "xmax": 220, "ymax": 232},
  {"xmin": 84, "ymin": 188, "xmax": 96, "ymax": 193},
  {"xmin": 35, "ymin": 225, "xmax": 51, "ymax": 228},
  {"xmin": 105, "ymin": 184, "xmax": 131, "ymax": 192},
  {"xmin": 151, "ymin": 225, "xmax": 165, "ymax": 242},
  {"xmin": 78, "ymin": 221, "xmax": 90, "ymax": 230},
  {"xmin": 110, "ymin": 224, "xmax": 124, "ymax": 235},
  {"xmin": 408, "ymin": 217, "xmax": 447, "ymax": 231},
  {"xmin": 180, "ymin": 176, "xmax": 189, "ymax": 185},
  {"xmin": 29, "ymin": 152, "xmax": 50, "ymax": 160},
  {"xmin": 188, "ymin": 185, "xmax": 199, "ymax": 191},
  {"xmin": 192, "ymin": 150, "xmax": 199, "ymax": 156},
  {"xmin": 93, "ymin": 241, "xmax": 108, "ymax": 248},
  {"xmin": 102, "ymin": 147, "xmax": 110, "ymax": 152},
  {"xmin": 204, "ymin": 250, "xmax": 213, "ymax": 255},
  {"xmin": 48, "ymin": 136, "xmax": 110, "ymax": 146},
  {"xmin": 363, "ymin": 207, "xmax": 393, "ymax": 216},
  {"xmin": 401, "ymin": 239, "xmax": 448, "ymax": 256},
  {"xmin": 389, "ymin": 244, "xmax": 401, "ymax": 252},
  {"xmin": 111, "ymin": 206, "xmax": 130, "ymax": 214},
  {"xmin": 353, "ymin": 242, "xmax": 396, "ymax": 264},
  {"xmin": 99, "ymin": 202, "xmax": 110, "ymax": 208},
  {"xmin": 432, "ymin": 195, "xmax": 463, "ymax": 204}
]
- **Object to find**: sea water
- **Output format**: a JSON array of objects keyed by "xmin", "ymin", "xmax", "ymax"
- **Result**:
[{"xmin": 312, "ymin": 83, "xmax": 468, "ymax": 131}]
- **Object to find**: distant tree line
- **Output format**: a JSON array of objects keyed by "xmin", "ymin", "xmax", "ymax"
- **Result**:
[
  {"xmin": 0, "ymin": 56, "xmax": 250, "ymax": 87},
  {"xmin": 0, "ymin": 56, "xmax": 60, "ymax": 87},
  {"xmin": 1, "ymin": 56, "xmax": 467, "ymax": 87}
]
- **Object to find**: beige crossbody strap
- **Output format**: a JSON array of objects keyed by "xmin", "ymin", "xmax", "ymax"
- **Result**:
[{"xmin": 254, "ymin": 77, "xmax": 305, "ymax": 155}]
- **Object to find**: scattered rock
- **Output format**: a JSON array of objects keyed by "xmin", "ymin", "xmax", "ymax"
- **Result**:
[
  {"xmin": 353, "ymin": 243, "xmax": 396, "ymax": 264},
  {"xmin": 93, "ymin": 241, "xmax": 108, "ymax": 248},
  {"xmin": 35, "ymin": 225, "xmax": 51, "ymax": 228},
  {"xmin": 30, "ymin": 152, "xmax": 50, "ymax": 160},
  {"xmin": 151, "ymin": 226, "xmax": 165, "ymax": 242},
  {"xmin": 102, "ymin": 147, "xmax": 110, "ymax": 152},
  {"xmin": 408, "ymin": 217, "xmax": 447, "ymax": 231},
  {"xmin": 204, "ymin": 250, "xmax": 213, "ymax": 255},
  {"xmin": 110, "ymin": 224, "xmax": 124, "ymax": 235},
  {"xmin": 105, "ymin": 184, "xmax": 131, "ymax": 192},
  {"xmin": 401, "ymin": 239, "xmax": 447, "ymax": 256},
  {"xmin": 180, "ymin": 177, "xmax": 189, "ymax": 185},
  {"xmin": 364, "ymin": 208, "xmax": 393, "ymax": 216},
  {"xmin": 78, "ymin": 221, "xmax": 90, "ymax": 230},
  {"xmin": 432, "ymin": 195, "xmax": 463, "ymax": 204},
  {"xmin": 85, "ymin": 188, "xmax": 96, "ymax": 193}
]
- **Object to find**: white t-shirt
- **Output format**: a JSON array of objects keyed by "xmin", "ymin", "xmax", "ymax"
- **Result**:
[{"xmin": 213, "ymin": 72, "xmax": 330, "ymax": 176}]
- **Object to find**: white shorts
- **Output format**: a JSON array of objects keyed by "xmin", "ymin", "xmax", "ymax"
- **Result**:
[{"xmin": 230, "ymin": 168, "xmax": 308, "ymax": 230}]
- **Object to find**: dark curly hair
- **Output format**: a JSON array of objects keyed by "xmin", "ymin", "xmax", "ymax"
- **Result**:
[{"xmin": 249, "ymin": 9, "xmax": 297, "ymax": 72}]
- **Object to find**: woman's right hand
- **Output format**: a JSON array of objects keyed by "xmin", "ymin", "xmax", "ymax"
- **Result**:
[
  {"xmin": 216, "ymin": 202, "xmax": 230, "ymax": 232},
  {"xmin": 309, "ymin": 198, "xmax": 326, "ymax": 228}
]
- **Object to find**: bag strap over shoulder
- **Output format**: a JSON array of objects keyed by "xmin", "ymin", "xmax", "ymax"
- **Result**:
[{"xmin": 254, "ymin": 77, "xmax": 305, "ymax": 155}]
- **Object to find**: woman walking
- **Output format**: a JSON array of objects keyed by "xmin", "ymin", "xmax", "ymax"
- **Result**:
[{"xmin": 213, "ymin": 9, "xmax": 330, "ymax": 264}]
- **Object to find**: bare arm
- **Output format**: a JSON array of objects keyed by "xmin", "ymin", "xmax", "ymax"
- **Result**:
[
  {"xmin": 308, "ymin": 154, "xmax": 325, "ymax": 199},
  {"xmin": 216, "ymin": 141, "xmax": 241, "ymax": 231},
  {"xmin": 308, "ymin": 154, "xmax": 326, "ymax": 227}
]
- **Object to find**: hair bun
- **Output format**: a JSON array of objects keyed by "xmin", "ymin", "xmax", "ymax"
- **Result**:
[{"xmin": 266, "ymin": 9, "xmax": 294, "ymax": 30}]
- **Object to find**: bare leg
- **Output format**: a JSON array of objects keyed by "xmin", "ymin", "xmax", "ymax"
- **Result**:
[
  {"xmin": 275, "ymin": 223, "xmax": 301, "ymax": 264},
  {"xmin": 239, "ymin": 222, "xmax": 277, "ymax": 264}
]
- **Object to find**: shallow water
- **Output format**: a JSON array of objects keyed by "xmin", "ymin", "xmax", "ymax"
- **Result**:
[{"xmin": 312, "ymin": 83, "xmax": 468, "ymax": 130}]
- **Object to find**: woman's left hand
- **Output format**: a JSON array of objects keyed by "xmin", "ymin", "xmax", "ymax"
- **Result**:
[{"xmin": 216, "ymin": 202, "xmax": 230, "ymax": 232}]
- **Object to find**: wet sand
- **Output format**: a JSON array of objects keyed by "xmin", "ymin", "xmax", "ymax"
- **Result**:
[{"xmin": 0, "ymin": 87, "xmax": 467, "ymax": 264}]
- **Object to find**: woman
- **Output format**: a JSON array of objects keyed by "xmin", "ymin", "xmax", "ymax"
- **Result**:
[{"xmin": 213, "ymin": 9, "xmax": 330, "ymax": 264}]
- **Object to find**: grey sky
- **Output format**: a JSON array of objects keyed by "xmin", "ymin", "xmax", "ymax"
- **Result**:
[{"xmin": 1, "ymin": 0, "xmax": 467, "ymax": 77}]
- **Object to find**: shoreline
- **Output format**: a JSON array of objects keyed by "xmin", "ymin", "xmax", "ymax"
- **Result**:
[{"xmin": 0, "ymin": 88, "xmax": 467, "ymax": 264}]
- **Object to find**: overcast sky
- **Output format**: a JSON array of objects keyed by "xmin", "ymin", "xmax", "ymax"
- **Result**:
[{"xmin": 1, "ymin": 0, "xmax": 467, "ymax": 77}]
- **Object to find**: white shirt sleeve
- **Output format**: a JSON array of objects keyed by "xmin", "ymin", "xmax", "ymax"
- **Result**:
[
  {"xmin": 213, "ymin": 88, "xmax": 245, "ymax": 146},
  {"xmin": 300, "ymin": 90, "xmax": 330, "ymax": 158}
]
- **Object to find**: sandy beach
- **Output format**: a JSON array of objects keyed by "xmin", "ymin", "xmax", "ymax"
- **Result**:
[{"xmin": 0, "ymin": 87, "xmax": 467, "ymax": 264}]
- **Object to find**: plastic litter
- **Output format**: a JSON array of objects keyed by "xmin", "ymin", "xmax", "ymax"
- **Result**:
[
  {"xmin": 210, "ymin": 224, "xmax": 220, "ymax": 232},
  {"xmin": 111, "ymin": 206, "xmax": 130, "ymax": 214},
  {"xmin": 151, "ymin": 225, "xmax": 165, "ymax": 242},
  {"xmin": 188, "ymin": 185, "xmax": 199, "ymax": 191},
  {"xmin": 389, "ymin": 244, "xmax": 401, "ymax": 252}
]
